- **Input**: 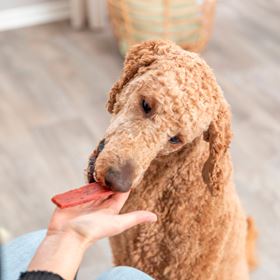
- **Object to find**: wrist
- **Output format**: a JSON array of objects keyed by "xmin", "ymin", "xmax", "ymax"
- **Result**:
[
  {"xmin": 46, "ymin": 229, "xmax": 90, "ymax": 252},
  {"xmin": 28, "ymin": 230, "xmax": 88, "ymax": 280}
]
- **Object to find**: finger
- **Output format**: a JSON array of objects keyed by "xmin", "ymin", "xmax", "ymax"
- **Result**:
[
  {"xmin": 101, "ymin": 191, "xmax": 131, "ymax": 213},
  {"xmin": 114, "ymin": 211, "xmax": 157, "ymax": 234}
]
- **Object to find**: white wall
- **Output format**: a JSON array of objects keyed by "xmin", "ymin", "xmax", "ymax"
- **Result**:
[
  {"xmin": 0, "ymin": 0, "xmax": 69, "ymax": 31},
  {"xmin": 0, "ymin": 0, "xmax": 58, "ymax": 11}
]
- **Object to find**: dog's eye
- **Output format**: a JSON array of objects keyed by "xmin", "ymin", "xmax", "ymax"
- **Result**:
[
  {"xmin": 169, "ymin": 136, "xmax": 181, "ymax": 144},
  {"xmin": 141, "ymin": 99, "xmax": 152, "ymax": 114}
]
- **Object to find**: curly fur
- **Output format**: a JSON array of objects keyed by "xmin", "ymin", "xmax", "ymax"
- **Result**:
[{"xmin": 89, "ymin": 40, "xmax": 257, "ymax": 279}]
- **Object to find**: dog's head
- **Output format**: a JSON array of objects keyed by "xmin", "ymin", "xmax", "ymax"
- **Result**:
[{"xmin": 87, "ymin": 40, "xmax": 232, "ymax": 194}]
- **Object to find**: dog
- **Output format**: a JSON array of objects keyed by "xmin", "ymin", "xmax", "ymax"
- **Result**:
[{"xmin": 87, "ymin": 40, "xmax": 257, "ymax": 280}]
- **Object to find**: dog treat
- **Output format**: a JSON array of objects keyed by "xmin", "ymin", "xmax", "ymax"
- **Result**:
[{"xmin": 51, "ymin": 183, "xmax": 114, "ymax": 209}]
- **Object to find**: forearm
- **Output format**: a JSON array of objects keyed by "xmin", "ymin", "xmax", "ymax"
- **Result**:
[{"xmin": 28, "ymin": 231, "xmax": 88, "ymax": 280}]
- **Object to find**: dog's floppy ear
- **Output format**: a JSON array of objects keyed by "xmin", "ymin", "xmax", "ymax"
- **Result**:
[
  {"xmin": 202, "ymin": 103, "xmax": 232, "ymax": 196},
  {"xmin": 107, "ymin": 40, "xmax": 177, "ymax": 114}
]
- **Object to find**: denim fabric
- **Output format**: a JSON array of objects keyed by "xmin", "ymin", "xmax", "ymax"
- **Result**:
[
  {"xmin": 2, "ymin": 229, "xmax": 47, "ymax": 280},
  {"xmin": 96, "ymin": 266, "xmax": 154, "ymax": 280},
  {"xmin": 2, "ymin": 230, "xmax": 153, "ymax": 280}
]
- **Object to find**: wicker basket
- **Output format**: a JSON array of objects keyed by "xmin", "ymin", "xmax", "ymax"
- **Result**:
[{"xmin": 107, "ymin": 0, "xmax": 216, "ymax": 56}]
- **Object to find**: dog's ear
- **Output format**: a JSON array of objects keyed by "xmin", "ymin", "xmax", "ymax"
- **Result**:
[
  {"xmin": 107, "ymin": 40, "xmax": 178, "ymax": 114},
  {"xmin": 202, "ymin": 103, "xmax": 232, "ymax": 196}
]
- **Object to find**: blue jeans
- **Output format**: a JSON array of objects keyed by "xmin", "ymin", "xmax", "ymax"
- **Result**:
[{"xmin": 2, "ymin": 230, "xmax": 153, "ymax": 280}]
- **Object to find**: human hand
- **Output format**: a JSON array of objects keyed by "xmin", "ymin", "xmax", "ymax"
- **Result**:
[
  {"xmin": 28, "ymin": 191, "xmax": 156, "ymax": 280},
  {"xmin": 47, "ymin": 191, "xmax": 157, "ymax": 247}
]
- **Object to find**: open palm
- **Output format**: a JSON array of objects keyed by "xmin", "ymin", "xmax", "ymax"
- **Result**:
[{"xmin": 47, "ymin": 191, "xmax": 157, "ymax": 245}]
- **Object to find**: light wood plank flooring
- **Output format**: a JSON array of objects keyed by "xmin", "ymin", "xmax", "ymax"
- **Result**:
[{"xmin": 0, "ymin": 0, "xmax": 279, "ymax": 279}]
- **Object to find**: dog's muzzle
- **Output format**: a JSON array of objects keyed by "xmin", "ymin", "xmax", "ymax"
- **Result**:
[{"xmin": 87, "ymin": 139, "xmax": 135, "ymax": 192}]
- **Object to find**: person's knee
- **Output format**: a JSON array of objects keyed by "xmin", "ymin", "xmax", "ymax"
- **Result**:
[{"xmin": 97, "ymin": 266, "xmax": 154, "ymax": 280}]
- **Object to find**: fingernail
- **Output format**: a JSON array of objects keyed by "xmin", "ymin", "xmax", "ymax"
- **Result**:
[{"xmin": 148, "ymin": 214, "xmax": 157, "ymax": 222}]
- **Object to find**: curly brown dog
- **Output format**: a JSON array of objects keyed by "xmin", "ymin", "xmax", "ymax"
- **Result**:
[{"xmin": 87, "ymin": 40, "xmax": 257, "ymax": 280}]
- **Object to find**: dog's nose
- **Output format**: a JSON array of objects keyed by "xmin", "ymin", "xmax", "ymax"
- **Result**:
[{"xmin": 104, "ymin": 161, "xmax": 135, "ymax": 192}]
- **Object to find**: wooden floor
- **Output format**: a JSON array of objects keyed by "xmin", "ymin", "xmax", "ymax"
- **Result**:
[{"xmin": 1, "ymin": 0, "xmax": 279, "ymax": 279}]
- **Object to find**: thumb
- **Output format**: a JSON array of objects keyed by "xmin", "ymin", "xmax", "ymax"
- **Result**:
[{"xmin": 115, "ymin": 211, "xmax": 157, "ymax": 234}]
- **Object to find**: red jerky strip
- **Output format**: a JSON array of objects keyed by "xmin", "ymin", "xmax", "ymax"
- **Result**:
[{"xmin": 51, "ymin": 183, "xmax": 114, "ymax": 209}]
